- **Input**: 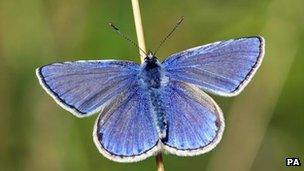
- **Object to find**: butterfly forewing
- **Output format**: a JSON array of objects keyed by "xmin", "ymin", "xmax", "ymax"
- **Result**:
[
  {"xmin": 162, "ymin": 36, "xmax": 265, "ymax": 96},
  {"xmin": 36, "ymin": 60, "xmax": 140, "ymax": 117}
]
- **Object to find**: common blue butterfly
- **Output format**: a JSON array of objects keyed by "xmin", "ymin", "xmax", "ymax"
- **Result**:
[{"xmin": 36, "ymin": 36, "xmax": 265, "ymax": 162}]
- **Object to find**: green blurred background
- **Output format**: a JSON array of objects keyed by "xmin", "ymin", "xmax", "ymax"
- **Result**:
[{"xmin": 1, "ymin": 0, "xmax": 303, "ymax": 170}]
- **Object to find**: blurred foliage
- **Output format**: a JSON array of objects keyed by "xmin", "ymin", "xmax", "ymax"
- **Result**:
[{"xmin": 0, "ymin": 0, "xmax": 303, "ymax": 171}]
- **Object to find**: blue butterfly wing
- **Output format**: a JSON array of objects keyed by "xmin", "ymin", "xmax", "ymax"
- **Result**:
[
  {"xmin": 93, "ymin": 84, "xmax": 160, "ymax": 162},
  {"xmin": 161, "ymin": 81, "xmax": 224, "ymax": 155},
  {"xmin": 162, "ymin": 36, "xmax": 265, "ymax": 96},
  {"xmin": 36, "ymin": 60, "xmax": 140, "ymax": 117}
]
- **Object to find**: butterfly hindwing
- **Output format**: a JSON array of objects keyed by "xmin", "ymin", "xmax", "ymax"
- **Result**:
[
  {"xmin": 93, "ymin": 83, "xmax": 160, "ymax": 162},
  {"xmin": 160, "ymin": 81, "xmax": 224, "ymax": 155},
  {"xmin": 162, "ymin": 36, "xmax": 265, "ymax": 96},
  {"xmin": 36, "ymin": 60, "xmax": 140, "ymax": 117}
]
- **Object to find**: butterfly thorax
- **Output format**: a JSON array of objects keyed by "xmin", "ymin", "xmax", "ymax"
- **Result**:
[{"xmin": 140, "ymin": 54, "xmax": 164, "ymax": 89}]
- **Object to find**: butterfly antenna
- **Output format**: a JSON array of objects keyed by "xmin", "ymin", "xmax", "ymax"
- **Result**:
[
  {"xmin": 109, "ymin": 22, "xmax": 147, "ymax": 56},
  {"xmin": 153, "ymin": 16, "xmax": 184, "ymax": 55}
]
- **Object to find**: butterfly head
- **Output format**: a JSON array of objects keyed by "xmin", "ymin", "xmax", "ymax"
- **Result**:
[{"xmin": 144, "ymin": 51, "xmax": 158, "ymax": 63}]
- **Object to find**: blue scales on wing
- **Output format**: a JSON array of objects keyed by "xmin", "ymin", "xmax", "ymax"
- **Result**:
[
  {"xmin": 160, "ymin": 81, "xmax": 224, "ymax": 155},
  {"xmin": 36, "ymin": 60, "xmax": 141, "ymax": 117},
  {"xmin": 162, "ymin": 37, "xmax": 264, "ymax": 96}
]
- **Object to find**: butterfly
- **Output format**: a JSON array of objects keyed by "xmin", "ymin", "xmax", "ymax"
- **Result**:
[{"xmin": 36, "ymin": 36, "xmax": 265, "ymax": 162}]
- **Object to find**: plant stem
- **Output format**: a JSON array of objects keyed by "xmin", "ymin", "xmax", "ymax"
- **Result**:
[
  {"xmin": 131, "ymin": 1, "xmax": 165, "ymax": 171},
  {"xmin": 156, "ymin": 153, "xmax": 165, "ymax": 171},
  {"xmin": 131, "ymin": 0, "xmax": 146, "ymax": 63}
]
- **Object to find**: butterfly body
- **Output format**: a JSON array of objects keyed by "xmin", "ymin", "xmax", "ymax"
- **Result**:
[
  {"xmin": 140, "ymin": 53, "xmax": 168, "ymax": 138},
  {"xmin": 36, "ymin": 36, "xmax": 265, "ymax": 162}
]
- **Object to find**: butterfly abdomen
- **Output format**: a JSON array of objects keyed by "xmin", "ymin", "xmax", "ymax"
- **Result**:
[{"xmin": 149, "ymin": 89, "xmax": 167, "ymax": 138}]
